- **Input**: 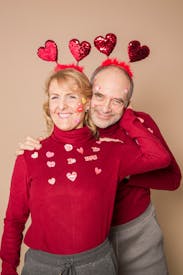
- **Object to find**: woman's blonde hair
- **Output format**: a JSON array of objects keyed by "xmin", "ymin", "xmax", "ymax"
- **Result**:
[{"xmin": 43, "ymin": 68, "xmax": 97, "ymax": 136}]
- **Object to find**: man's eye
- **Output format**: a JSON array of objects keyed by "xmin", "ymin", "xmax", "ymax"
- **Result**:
[{"xmin": 112, "ymin": 99, "xmax": 124, "ymax": 106}]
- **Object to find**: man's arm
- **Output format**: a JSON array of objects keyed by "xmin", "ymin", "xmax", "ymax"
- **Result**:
[{"xmin": 124, "ymin": 111, "xmax": 181, "ymax": 190}]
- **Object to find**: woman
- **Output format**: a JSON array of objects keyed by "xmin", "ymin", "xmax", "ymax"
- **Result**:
[{"xmin": 0, "ymin": 68, "xmax": 170, "ymax": 275}]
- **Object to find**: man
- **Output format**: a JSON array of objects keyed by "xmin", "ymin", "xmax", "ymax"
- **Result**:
[{"xmin": 17, "ymin": 61, "xmax": 181, "ymax": 275}]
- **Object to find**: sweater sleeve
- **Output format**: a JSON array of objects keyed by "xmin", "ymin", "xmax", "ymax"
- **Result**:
[
  {"xmin": 124, "ymin": 111, "xmax": 181, "ymax": 190},
  {"xmin": 118, "ymin": 109, "xmax": 171, "ymax": 178},
  {"xmin": 0, "ymin": 155, "xmax": 30, "ymax": 275}
]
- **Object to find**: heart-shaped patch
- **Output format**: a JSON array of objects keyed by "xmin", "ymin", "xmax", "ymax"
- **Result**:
[
  {"xmin": 64, "ymin": 144, "xmax": 73, "ymax": 152},
  {"xmin": 48, "ymin": 178, "xmax": 56, "ymax": 185},
  {"xmin": 95, "ymin": 167, "xmax": 102, "ymax": 175},
  {"xmin": 47, "ymin": 161, "xmax": 56, "ymax": 168},
  {"xmin": 128, "ymin": 40, "xmax": 150, "ymax": 62},
  {"xmin": 94, "ymin": 33, "xmax": 117, "ymax": 56},
  {"xmin": 31, "ymin": 152, "xmax": 38, "ymax": 159},
  {"xmin": 67, "ymin": 158, "xmax": 76, "ymax": 164},
  {"xmin": 46, "ymin": 151, "xmax": 55, "ymax": 158},
  {"xmin": 69, "ymin": 39, "xmax": 91, "ymax": 62},
  {"xmin": 77, "ymin": 147, "xmax": 84, "ymax": 154},
  {"xmin": 91, "ymin": 147, "xmax": 100, "ymax": 152},
  {"xmin": 66, "ymin": 172, "xmax": 77, "ymax": 182},
  {"xmin": 37, "ymin": 40, "xmax": 58, "ymax": 62}
]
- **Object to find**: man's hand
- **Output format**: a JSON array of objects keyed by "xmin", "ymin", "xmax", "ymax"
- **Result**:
[{"xmin": 15, "ymin": 136, "xmax": 43, "ymax": 156}]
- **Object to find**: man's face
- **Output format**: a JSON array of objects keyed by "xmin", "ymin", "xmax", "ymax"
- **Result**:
[{"xmin": 90, "ymin": 67, "xmax": 131, "ymax": 128}]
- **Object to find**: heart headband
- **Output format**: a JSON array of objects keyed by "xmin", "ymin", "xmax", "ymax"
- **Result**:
[
  {"xmin": 37, "ymin": 39, "xmax": 91, "ymax": 72},
  {"xmin": 93, "ymin": 33, "xmax": 150, "ymax": 78},
  {"xmin": 37, "ymin": 34, "xmax": 150, "ymax": 76}
]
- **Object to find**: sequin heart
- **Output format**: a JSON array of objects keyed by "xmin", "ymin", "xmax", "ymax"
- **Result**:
[
  {"xmin": 67, "ymin": 158, "xmax": 76, "ymax": 164},
  {"xmin": 47, "ymin": 161, "xmax": 56, "ymax": 168},
  {"xmin": 128, "ymin": 40, "xmax": 150, "ymax": 62},
  {"xmin": 31, "ymin": 152, "xmax": 38, "ymax": 159},
  {"xmin": 64, "ymin": 144, "xmax": 73, "ymax": 151},
  {"xmin": 95, "ymin": 167, "xmax": 102, "ymax": 175},
  {"xmin": 94, "ymin": 33, "xmax": 117, "ymax": 56},
  {"xmin": 66, "ymin": 172, "xmax": 77, "ymax": 182},
  {"xmin": 77, "ymin": 147, "xmax": 84, "ymax": 154},
  {"xmin": 69, "ymin": 39, "xmax": 91, "ymax": 61},
  {"xmin": 37, "ymin": 40, "xmax": 58, "ymax": 62},
  {"xmin": 48, "ymin": 178, "xmax": 56, "ymax": 185},
  {"xmin": 46, "ymin": 151, "xmax": 55, "ymax": 158}
]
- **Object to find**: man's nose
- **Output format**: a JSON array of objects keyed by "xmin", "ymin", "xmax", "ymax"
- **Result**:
[{"xmin": 102, "ymin": 99, "xmax": 112, "ymax": 112}]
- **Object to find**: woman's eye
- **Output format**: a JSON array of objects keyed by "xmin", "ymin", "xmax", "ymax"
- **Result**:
[
  {"xmin": 50, "ymin": 95, "xmax": 58, "ymax": 100},
  {"xmin": 94, "ymin": 93, "xmax": 103, "ymax": 99},
  {"xmin": 69, "ymin": 95, "xmax": 77, "ymax": 99}
]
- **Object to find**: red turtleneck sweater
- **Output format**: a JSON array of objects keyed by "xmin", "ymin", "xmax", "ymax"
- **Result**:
[
  {"xmin": 100, "ymin": 111, "xmax": 181, "ymax": 225},
  {"xmin": 0, "ymin": 109, "xmax": 171, "ymax": 274}
]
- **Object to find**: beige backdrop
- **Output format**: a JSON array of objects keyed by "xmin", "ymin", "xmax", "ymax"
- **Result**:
[{"xmin": 0, "ymin": 0, "xmax": 182, "ymax": 274}]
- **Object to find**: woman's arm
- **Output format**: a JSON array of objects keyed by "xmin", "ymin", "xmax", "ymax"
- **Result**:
[{"xmin": 0, "ymin": 156, "xmax": 30, "ymax": 274}]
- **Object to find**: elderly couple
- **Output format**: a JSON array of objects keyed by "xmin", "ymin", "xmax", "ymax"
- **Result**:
[{"xmin": 0, "ymin": 59, "xmax": 181, "ymax": 275}]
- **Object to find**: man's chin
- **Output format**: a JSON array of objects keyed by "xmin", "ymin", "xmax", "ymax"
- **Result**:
[{"xmin": 93, "ymin": 119, "xmax": 112, "ymax": 129}]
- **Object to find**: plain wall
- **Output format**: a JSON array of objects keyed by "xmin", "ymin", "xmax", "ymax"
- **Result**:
[{"xmin": 0, "ymin": 0, "xmax": 182, "ymax": 274}]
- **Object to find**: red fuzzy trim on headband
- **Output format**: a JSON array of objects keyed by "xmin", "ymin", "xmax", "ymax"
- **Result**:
[
  {"xmin": 55, "ymin": 63, "xmax": 83, "ymax": 73},
  {"xmin": 101, "ymin": 58, "xmax": 133, "ymax": 78}
]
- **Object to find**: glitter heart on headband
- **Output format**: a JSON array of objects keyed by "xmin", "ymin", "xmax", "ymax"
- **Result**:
[
  {"xmin": 94, "ymin": 33, "xmax": 150, "ymax": 78},
  {"xmin": 69, "ymin": 39, "xmax": 91, "ymax": 62},
  {"xmin": 94, "ymin": 33, "xmax": 117, "ymax": 56},
  {"xmin": 128, "ymin": 40, "xmax": 150, "ymax": 62},
  {"xmin": 37, "ymin": 40, "xmax": 58, "ymax": 62},
  {"xmin": 37, "ymin": 39, "xmax": 91, "ymax": 72}
]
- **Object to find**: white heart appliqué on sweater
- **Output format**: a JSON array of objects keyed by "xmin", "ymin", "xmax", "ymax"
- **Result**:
[{"xmin": 66, "ymin": 172, "xmax": 77, "ymax": 182}]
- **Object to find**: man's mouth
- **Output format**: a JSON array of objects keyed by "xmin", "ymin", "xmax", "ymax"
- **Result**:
[{"xmin": 95, "ymin": 111, "xmax": 112, "ymax": 120}]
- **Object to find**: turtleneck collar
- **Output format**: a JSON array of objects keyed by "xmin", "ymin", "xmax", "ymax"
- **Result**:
[
  {"xmin": 51, "ymin": 125, "xmax": 94, "ymax": 145},
  {"xmin": 98, "ymin": 122, "xmax": 120, "ymax": 137}
]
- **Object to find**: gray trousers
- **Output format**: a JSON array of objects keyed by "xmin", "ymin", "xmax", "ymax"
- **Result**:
[
  {"xmin": 110, "ymin": 203, "xmax": 169, "ymax": 275},
  {"xmin": 21, "ymin": 238, "xmax": 118, "ymax": 275}
]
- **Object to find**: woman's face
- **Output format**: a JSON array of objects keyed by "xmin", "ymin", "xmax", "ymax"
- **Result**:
[{"xmin": 48, "ymin": 78, "xmax": 89, "ymax": 131}]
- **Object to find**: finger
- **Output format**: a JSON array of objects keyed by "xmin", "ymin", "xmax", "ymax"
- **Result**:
[
  {"xmin": 15, "ymin": 149, "xmax": 24, "ymax": 156},
  {"xmin": 37, "ymin": 136, "xmax": 45, "ymax": 142},
  {"xmin": 26, "ymin": 136, "xmax": 41, "ymax": 144}
]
